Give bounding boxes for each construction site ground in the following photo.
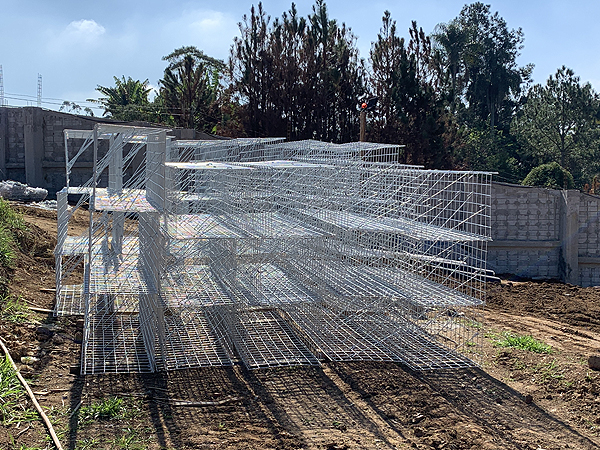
[1,205,599,450]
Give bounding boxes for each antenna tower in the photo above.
[0,65,4,106]
[37,74,42,108]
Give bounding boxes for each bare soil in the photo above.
[1,205,599,450]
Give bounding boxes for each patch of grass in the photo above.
[78,397,142,429]
[493,332,553,354]
[533,359,565,383]
[0,294,30,324]
[76,438,100,450]
[7,440,44,450]
[0,198,26,268]
[79,397,126,425]
[459,317,482,329]
[511,358,527,371]
[0,199,27,231]
[110,427,149,450]
[0,355,38,426]
[0,226,17,267]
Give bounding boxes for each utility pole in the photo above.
[359,97,377,142]
[359,109,366,142]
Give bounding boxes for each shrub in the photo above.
[522,162,575,189]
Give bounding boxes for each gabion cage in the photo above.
[55,124,492,374]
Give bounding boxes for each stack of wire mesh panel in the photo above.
[55,125,492,374]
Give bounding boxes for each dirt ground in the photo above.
[1,205,599,450]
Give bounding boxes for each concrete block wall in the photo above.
[489,182,600,287]
[0,107,222,196]
[489,183,562,280]
[0,107,101,194]
[577,193,600,285]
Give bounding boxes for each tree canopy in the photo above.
[512,66,600,186]
[522,162,575,190]
[91,76,153,122]
[87,1,600,189]
[228,1,365,141]
[158,46,225,131]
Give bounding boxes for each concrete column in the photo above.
[24,107,44,187]
[560,190,580,285]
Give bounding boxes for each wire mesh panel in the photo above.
[56,125,491,373]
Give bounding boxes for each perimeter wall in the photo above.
[490,182,600,286]
[0,106,217,195]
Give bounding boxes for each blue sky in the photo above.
[2,0,599,114]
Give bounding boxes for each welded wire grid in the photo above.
[56,125,491,373]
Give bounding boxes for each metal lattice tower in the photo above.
[55,125,492,374]
[37,74,42,108]
[0,65,4,106]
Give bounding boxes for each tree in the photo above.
[369,12,451,167]
[430,18,468,113]
[59,100,94,117]
[432,2,532,131]
[228,1,365,142]
[159,46,225,130]
[512,66,600,186]
[304,0,366,142]
[91,76,153,121]
[369,11,403,145]
[267,5,306,138]
[229,3,273,137]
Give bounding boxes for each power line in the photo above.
[2,89,224,123]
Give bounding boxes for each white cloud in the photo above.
[161,9,239,60]
[47,19,107,54]
[66,19,106,39]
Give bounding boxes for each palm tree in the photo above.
[91,76,152,121]
[159,46,224,130]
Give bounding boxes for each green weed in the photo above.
[0,198,26,268]
[533,359,565,383]
[79,397,125,425]
[0,294,29,324]
[110,427,148,450]
[0,355,38,425]
[493,332,553,354]
[0,198,27,231]
[459,317,482,329]
[511,358,527,371]
[76,438,99,450]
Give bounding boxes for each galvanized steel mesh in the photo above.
[55,125,492,374]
